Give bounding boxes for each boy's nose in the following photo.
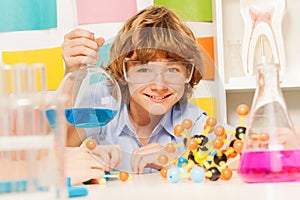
[154,73,165,83]
[150,74,168,91]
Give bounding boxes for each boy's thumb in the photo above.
[95,37,105,47]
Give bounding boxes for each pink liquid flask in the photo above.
[238,63,300,183]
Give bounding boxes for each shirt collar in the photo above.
[115,104,134,137]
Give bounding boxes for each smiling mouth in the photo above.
[144,94,172,100]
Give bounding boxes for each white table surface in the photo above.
[1,171,299,200]
[80,171,300,200]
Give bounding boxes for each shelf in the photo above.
[225,76,255,91]
[224,75,300,92]
[216,0,300,90]
[218,0,300,88]
[214,0,300,125]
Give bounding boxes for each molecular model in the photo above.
[82,137,132,185]
[158,104,249,183]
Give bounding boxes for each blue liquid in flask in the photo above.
[65,108,117,128]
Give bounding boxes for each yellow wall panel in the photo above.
[2,47,64,90]
[189,97,216,117]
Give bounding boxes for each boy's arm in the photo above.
[66,125,86,147]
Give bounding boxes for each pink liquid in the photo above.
[238,150,300,183]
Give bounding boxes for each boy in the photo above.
[62,6,220,182]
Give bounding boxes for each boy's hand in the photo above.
[65,147,105,185]
[65,144,121,185]
[91,144,122,171]
[62,28,105,73]
[130,143,180,174]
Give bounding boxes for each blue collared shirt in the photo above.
[85,101,232,173]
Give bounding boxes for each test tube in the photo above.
[30,63,47,93]
[0,63,67,197]
[0,64,11,97]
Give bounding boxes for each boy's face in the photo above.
[128,74,185,116]
[124,53,192,116]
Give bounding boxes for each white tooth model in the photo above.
[240,0,286,79]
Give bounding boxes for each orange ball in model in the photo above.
[236,104,249,116]
[86,138,97,150]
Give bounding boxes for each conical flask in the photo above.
[238,63,300,183]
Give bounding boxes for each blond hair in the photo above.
[106,6,204,102]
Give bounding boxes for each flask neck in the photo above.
[256,64,281,96]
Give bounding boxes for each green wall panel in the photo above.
[154,0,212,22]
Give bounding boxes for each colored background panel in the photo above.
[189,97,216,117]
[2,47,64,91]
[154,0,212,22]
[0,0,57,32]
[97,42,112,67]
[76,0,137,24]
[197,37,215,80]
[197,37,214,61]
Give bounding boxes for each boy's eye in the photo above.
[136,67,150,73]
[167,67,180,73]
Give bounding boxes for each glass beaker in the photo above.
[0,64,67,199]
[238,63,300,183]
[224,40,244,83]
[57,65,121,129]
